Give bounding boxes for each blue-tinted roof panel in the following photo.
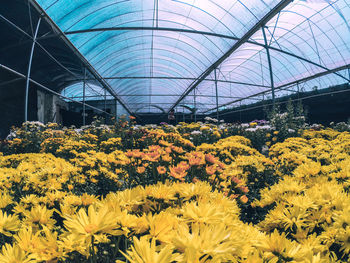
[35,0,350,113]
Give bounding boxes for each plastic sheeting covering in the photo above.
[36,0,350,113]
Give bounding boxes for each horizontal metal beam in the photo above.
[62,76,270,88]
[62,94,256,100]
[48,26,240,41]
[0,77,23,88]
[0,63,113,116]
[202,64,350,113]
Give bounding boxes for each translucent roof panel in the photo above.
[62,82,112,101]
[35,0,350,114]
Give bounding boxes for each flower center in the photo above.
[84,224,98,233]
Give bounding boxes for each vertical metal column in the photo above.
[194,88,197,122]
[83,68,86,126]
[24,17,41,122]
[262,26,275,107]
[104,88,107,124]
[115,99,118,121]
[214,68,219,122]
[297,82,300,100]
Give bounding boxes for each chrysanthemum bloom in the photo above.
[205,154,218,164]
[162,155,172,162]
[157,166,167,175]
[0,211,20,237]
[0,243,30,263]
[187,152,205,166]
[137,166,146,174]
[206,165,216,176]
[63,205,123,247]
[169,165,187,181]
[240,195,248,203]
[171,146,184,154]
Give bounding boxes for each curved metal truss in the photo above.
[32,0,350,115]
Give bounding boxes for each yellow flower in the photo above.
[63,205,123,246]
[0,211,20,237]
[120,236,180,263]
[0,243,32,263]
[22,205,55,231]
[0,192,13,209]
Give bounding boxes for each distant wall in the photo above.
[0,76,67,138]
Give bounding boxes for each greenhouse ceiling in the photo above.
[33,0,350,114]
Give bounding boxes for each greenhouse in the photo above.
[0,0,350,262]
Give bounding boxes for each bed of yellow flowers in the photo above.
[0,121,349,262]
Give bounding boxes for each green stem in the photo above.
[90,236,96,263]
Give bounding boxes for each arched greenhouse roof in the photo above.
[32,0,350,113]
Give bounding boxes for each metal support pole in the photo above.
[115,99,118,121]
[214,68,219,122]
[262,26,275,107]
[194,88,197,122]
[297,82,300,100]
[25,17,41,122]
[83,68,86,126]
[104,88,107,124]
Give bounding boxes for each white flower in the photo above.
[256,125,272,130]
[191,130,202,135]
[241,123,249,128]
[288,129,295,133]
[245,128,257,132]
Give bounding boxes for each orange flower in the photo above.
[240,195,248,203]
[157,166,167,175]
[217,162,225,169]
[206,165,216,175]
[144,151,160,162]
[137,166,146,174]
[240,186,249,193]
[172,146,184,154]
[165,147,172,154]
[169,165,187,181]
[125,151,134,158]
[162,155,172,162]
[187,152,205,166]
[129,115,136,120]
[148,145,161,151]
[205,153,218,164]
[178,161,190,171]
[159,140,172,147]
